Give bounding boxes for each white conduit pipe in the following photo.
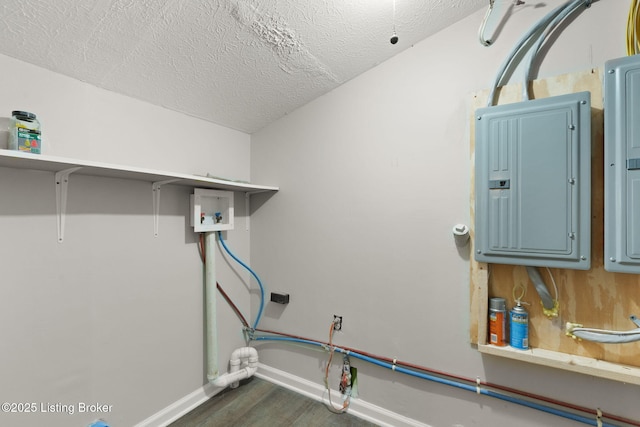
[522,0,592,101]
[525,266,555,312]
[486,1,568,106]
[566,315,640,344]
[212,347,259,388]
[205,232,219,383]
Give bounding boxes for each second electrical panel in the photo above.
[605,55,640,273]
[475,92,591,269]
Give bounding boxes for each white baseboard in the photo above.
[255,363,432,427]
[135,364,431,427]
[133,382,224,427]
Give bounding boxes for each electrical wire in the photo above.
[628,0,640,55]
[217,230,265,330]
[323,320,350,413]
[542,266,561,318]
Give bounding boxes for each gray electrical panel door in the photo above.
[475,92,591,269]
[605,55,640,273]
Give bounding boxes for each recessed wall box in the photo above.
[474,92,591,269]
[270,292,290,304]
[191,188,234,232]
[605,55,640,273]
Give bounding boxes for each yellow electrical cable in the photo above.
[627,0,640,55]
[636,0,640,53]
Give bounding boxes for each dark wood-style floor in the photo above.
[169,377,380,427]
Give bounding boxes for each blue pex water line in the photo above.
[217,231,265,329]
[253,335,617,427]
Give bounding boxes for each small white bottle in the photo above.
[8,110,41,154]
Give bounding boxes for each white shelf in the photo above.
[0,149,279,193]
[0,149,278,241]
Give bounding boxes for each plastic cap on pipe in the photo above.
[453,224,470,247]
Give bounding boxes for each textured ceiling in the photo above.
[0,0,486,133]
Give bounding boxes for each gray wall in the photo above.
[1,2,638,426]
[0,54,253,426]
[250,1,639,426]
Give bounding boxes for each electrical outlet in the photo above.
[333,315,342,331]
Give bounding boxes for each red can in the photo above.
[489,297,507,346]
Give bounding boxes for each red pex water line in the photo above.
[253,327,639,427]
[206,243,639,427]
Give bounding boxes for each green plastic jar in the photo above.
[8,110,41,154]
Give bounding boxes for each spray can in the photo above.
[510,302,529,350]
[489,297,507,346]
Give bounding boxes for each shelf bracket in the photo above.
[55,167,83,243]
[152,179,180,237]
[244,190,271,231]
[245,193,250,231]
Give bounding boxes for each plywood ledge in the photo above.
[478,344,640,386]
[470,69,640,384]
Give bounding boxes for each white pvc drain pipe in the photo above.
[205,232,219,383]
[205,232,258,388]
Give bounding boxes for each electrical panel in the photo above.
[604,55,640,273]
[191,188,234,232]
[475,92,591,269]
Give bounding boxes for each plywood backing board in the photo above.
[469,68,640,372]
